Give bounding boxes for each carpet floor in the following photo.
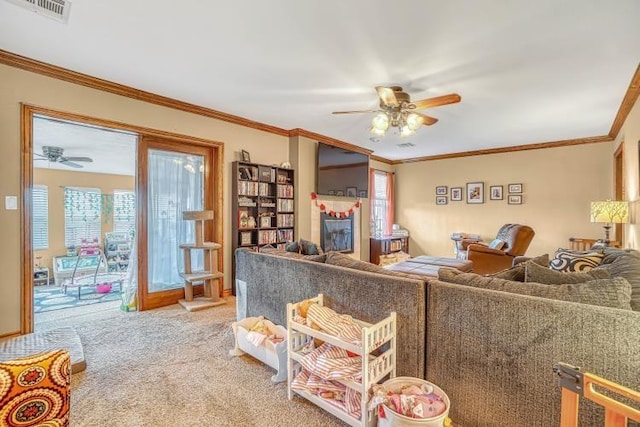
[38,298,348,426]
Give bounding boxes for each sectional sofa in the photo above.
[234,247,640,426]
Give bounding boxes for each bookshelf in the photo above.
[232,161,295,290]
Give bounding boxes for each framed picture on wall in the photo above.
[436,196,448,205]
[241,150,251,162]
[450,187,463,201]
[490,185,503,200]
[436,186,448,195]
[508,194,523,205]
[466,182,484,204]
[508,183,523,194]
[346,187,357,197]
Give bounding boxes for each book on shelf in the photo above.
[277,184,294,198]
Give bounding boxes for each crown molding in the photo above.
[1,49,635,165]
[609,63,640,139]
[0,49,290,137]
[395,135,613,164]
[288,128,373,156]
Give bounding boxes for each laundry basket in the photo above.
[377,377,450,427]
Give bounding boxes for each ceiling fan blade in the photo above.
[413,112,439,126]
[34,152,47,158]
[59,160,83,168]
[332,110,378,115]
[60,156,93,162]
[411,94,461,110]
[376,86,399,107]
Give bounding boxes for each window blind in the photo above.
[64,187,102,247]
[32,185,49,250]
[113,190,136,235]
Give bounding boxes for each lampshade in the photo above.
[371,113,389,133]
[590,200,629,224]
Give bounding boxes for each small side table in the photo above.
[34,267,50,286]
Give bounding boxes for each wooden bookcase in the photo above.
[231,161,295,289]
[369,237,409,265]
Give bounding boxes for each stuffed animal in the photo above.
[297,299,323,346]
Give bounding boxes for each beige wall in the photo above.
[395,142,614,258]
[33,168,134,271]
[616,95,640,248]
[0,63,289,335]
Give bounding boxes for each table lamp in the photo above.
[590,200,629,245]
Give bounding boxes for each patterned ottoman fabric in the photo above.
[0,349,70,427]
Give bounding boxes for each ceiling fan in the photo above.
[332,86,461,137]
[34,146,93,168]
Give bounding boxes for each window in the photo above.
[32,185,49,250]
[113,190,136,235]
[370,169,394,237]
[64,187,102,247]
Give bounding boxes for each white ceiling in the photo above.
[33,116,137,175]
[2,0,640,161]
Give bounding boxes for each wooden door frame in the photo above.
[614,142,624,245]
[20,104,224,334]
[137,137,220,310]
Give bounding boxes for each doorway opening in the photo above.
[32,114,137,329]
[22,105,224,334]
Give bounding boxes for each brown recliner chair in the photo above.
[466,224,535,275]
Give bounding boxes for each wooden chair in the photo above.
[568,238,621,251]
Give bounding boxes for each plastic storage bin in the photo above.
[377,377,450,427]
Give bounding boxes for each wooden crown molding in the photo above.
[0,49,290,137]
[1,49,636,164]
[609,63,640,139]
[396,135,613,164]
[288,128,373,156]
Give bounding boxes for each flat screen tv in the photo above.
[316,142,369,197]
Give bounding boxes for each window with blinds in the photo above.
[371,170,389,236]
[32,185,49,250]
[64,187,102,247]
[113,190,136,235]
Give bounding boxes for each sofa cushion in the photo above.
[300,239,322,255]
[325,252,426,281]
[596,250,640,311]
[491,253,549,281]
[549,249,604,272]
[525,261,611,284]
[260,247,327,262]
[438,268,632,310]
[285,241,299,253]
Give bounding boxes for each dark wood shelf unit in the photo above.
[369,236,409,265]
[231,161,295,291]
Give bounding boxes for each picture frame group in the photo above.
[435,182,523,205]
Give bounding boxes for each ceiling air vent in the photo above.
[4,0,71,23]
[397,142,415,148]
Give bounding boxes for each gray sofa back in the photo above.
[235,248,428,378]
[427,280,640,427]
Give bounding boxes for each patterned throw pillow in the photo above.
[549,249,604,272]
[0,349,70,426]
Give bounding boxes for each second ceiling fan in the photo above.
[332,86,461,137]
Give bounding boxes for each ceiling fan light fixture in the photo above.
[371,113,390,132]
[406,113,424,131]
[400,125,415,137]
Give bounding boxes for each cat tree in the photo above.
[178,210,225,311]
